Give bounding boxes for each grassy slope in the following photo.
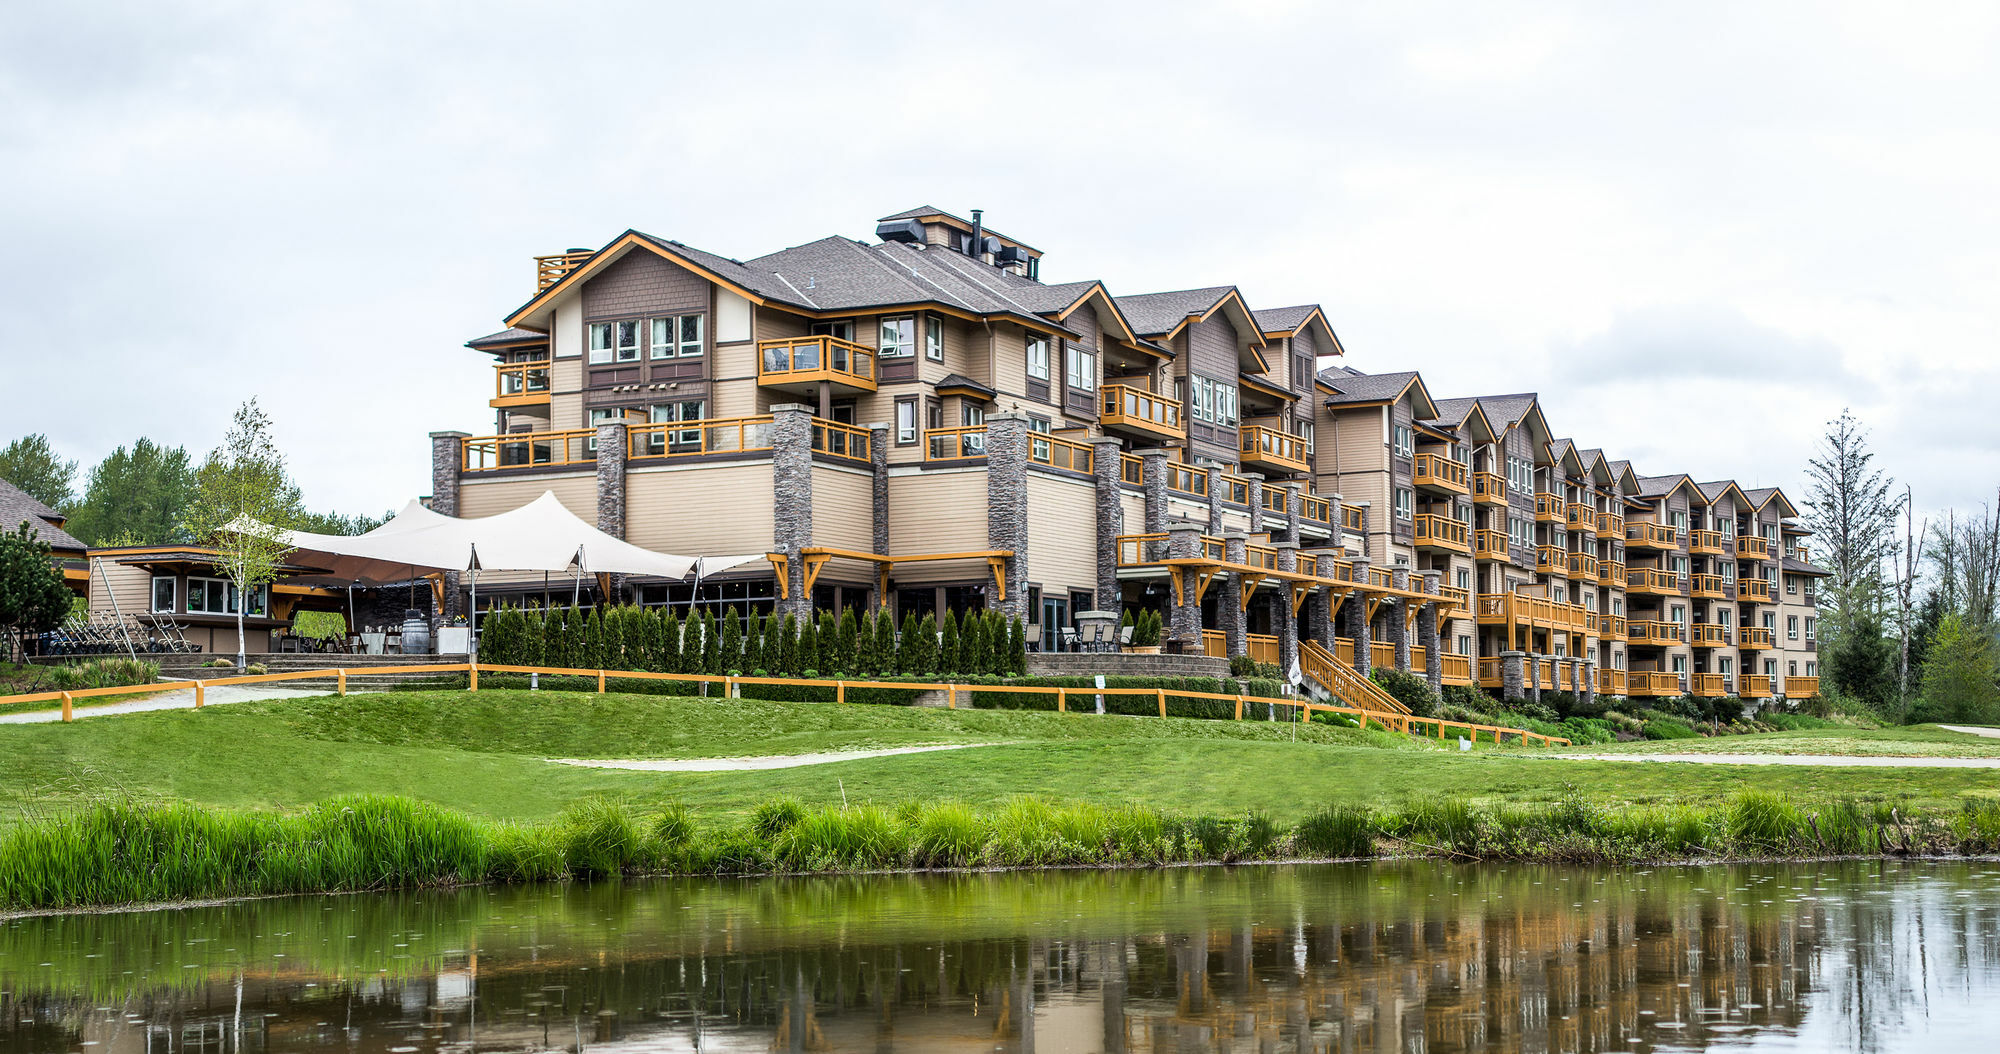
[1554,724,2000,758]
[1,690,1995,826]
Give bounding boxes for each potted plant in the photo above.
[1127,610,1163,654]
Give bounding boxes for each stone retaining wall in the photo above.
[1025,652,1231,679]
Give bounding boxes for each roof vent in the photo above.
[992,244,1026,266]
[875,219,925,245]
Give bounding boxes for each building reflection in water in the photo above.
[3,859,1998,1052]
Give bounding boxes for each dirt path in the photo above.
[1937,725,2000,739]
[549,744,992,772]
[1549,752,2000,768]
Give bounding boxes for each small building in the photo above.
[86,546,353,655]
[0,478,88,596]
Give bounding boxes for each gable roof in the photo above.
[1320,367,1439,418]
[0,479,85,553]
[1636,474,1697,502]
[876,206,1041,254]
[1253,304,1348,361]
[1424,397,1498,444]
[1695,480,1751,508]
[466,327,547,350]
[1742,487,1800,518]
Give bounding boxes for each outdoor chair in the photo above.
[1058,627,1078,652]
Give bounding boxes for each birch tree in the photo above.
[182,400,303,667]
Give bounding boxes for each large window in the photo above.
[588,320,642,365]
[647,401,706,450]
[1392,425,1414,458]
[151,576,176,614]
[187,577,266,617]
[1189,377,1237,426]
[879,316,915,358]
[1507,455,1533,493]
[1787,615,1799,640]
[1025,337,1049,382]
[1065,342,1097,392]
[1394,487,1414,521]
[925,317,944,362]
[650,315,704,359]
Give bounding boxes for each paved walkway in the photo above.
[550,744,991,772]
[1551,752,2000,768]
[1937,725,2000,739]
[0,685,347,724]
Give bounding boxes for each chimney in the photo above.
[969,209,984,259]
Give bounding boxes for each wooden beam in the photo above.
[1289,583,1312,616]
[1170,566,1186,607]
[987,557,1008,602]
[1195,568,1219,603]
[766,553,789,598]
[1238,572,1264,611]
[802,553,832,594]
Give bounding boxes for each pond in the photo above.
[3,859,1996,1052]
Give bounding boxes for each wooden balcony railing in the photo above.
[492,360,552,408]
[1690,673,1728,698]
[1627,620,1683,645]
[1688,623,1729,647]
[1626,521,1680,549]
[1442,654,1472,685]
[1242,543,1279,570]
[1414,514,1469,553]
[1689,529,1725,555]
[1478,657,1503,687]
[925,426,986,461]
[757,336,877,391]
[1200,629,1224,657]
[1690,573,1728,599]
[1740,674,1773,698]
[1411,644,1427,671]
[1302,494,1333,526]
[1784,675,1820,697]
[1536,545,1564,575]
[1239,426,1310,474]
[1536,657,1557,685]
[1627,671,1683,696]
[1098,384,1183,441]
[1471,471,1507,505]
[1596,511,1625,536]
[628,415,778,462]
[1371,641,1396,669]
[1476,592,1589,632]
[1031,433,1094,474]
[1739,626,1775,649]
[1598,560,1625,588]
[1340,503,1365,534]
[1219,475,1250,506]
[1121,454,1144,486]
[1261,485,1290,517]
[1474,529,1509,561]
[1166,463,1208,499]
[1413,453,1469,494]
[535,250,593,290]
[462,428,595,472]
[1567,503,1595,532]
[1568,551,1599,580]
[1604,614,1628,640]
[1626,567,1683,595]
[1600,668,1628,694]
[1737,535,1773,560]
[1248,634,1281,667]
[1737,577,1774,603]
[1536,493,1563,523]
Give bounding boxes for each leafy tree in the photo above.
[1802,409,1901,643]
[1913,614,2000,724]
[295,509,393,536]
[0,522,74,660]
[64,438,195,546]
[1825,609,1897,712]
[937,609,961,674]
[0,434,76,509]
[181,400,303,667]
[1926,506,2000,634]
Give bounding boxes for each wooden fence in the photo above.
[0,663,1569,746]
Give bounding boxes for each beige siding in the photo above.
[886,469,987,580]
[459,473,596,520]
[1121,491,1146,531]
[754,307,809,342]
[1025,472,1097,594]
[626,461,776,557]
[812,464,874,552]
[1219,508,1252,535]
[90,561,153,619]
[992,324,1028,400]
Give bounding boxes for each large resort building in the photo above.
[431,206,1827,705]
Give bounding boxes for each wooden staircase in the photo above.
[1299,640,1410,715]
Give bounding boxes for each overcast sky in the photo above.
[4,1,1994,524]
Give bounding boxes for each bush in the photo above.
[1641,717,1699,740]
[1370,668,1439,717]
[558,798,645,878]
[44,658,159,691]
[1294,805,1375,858]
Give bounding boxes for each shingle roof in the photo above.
[1320,366,1421,404]
[874,206,1040,252]
[1636,474,1690,498]
[0,479,85,553]
[1550,438,1576,463]
[1695,480,1738,502]
[1252,305,1317,333]
[1783,556,1832,578]
[466,327,547,349]
[1473,393,1539,428]
[934,373,997,399]
[1741,487,1782,509]
[1113,287,1234,336]
[1426,397,1480,426]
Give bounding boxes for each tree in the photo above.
[1926,502,2000,633]
[719,609,744,673]
[1914,613,2000,725]
[0,435,75,509]
[1801,409,1901,644]
[1825,609,1897,713]
[295,509,393,536]
[0,522,74,661]
[1893,485,1925,700]
[937,609,961,674]
[64,438,195,546]
[181,401,303,667]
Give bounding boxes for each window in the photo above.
[1786,574,1798,595]
[962,404,985,428]
[1026,337,1049,381]
[1765,659,1777,677]
[1672,655,1687,674]
[1300,422,1315,455]
[586,320,640,363]
[1392,425,1414,458]
[1507,456,1533,492]
[1763,612,1776,629]
[187,577,266,617]
[1458,634,1471,654]
[925,317,944,361]
[1669,510,1687,531]
[879,316,915,358]
[1612,598,1624,615]
[1720,560,1734,579]
[1789,660,1798,675]
[1671,555,1688,576]
[650,315,703,359]
[150,576,175,614]
[895,399,918,445]
[1189,377,1237,426]
[1395,488,1414,521]
[1027,416,1051,434]
[1669,604,1685,624]
[1806,661,1817,677]
[588,322,613,364]
[1456,568,1470,590]
[1804,617,1816,641]
[1720,656,1733,675]
[1718,608,1732,627]
[1065,342,1097,392]
[585,407,625,452]
[647,401,705,450]
[1787,615,1799,640]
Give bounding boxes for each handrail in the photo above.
[493,360,552,400]
[1737,535,1773,559]
[1567,503,1595,531]
[925,426,987,462]
[1340,503,1365,533]
[1099,384,1182,433]
[1536,493,1563,521]
[1413,452,1468,492]
[1299,639,1410,715]
[1626,521,1680,548]
[1219,474,1250,506]
[535,250,593,290]
[1239,425,1309,470]
[1301,494,1332,525]
[1689,529,1724,554]
[1595,510,1625,536]
[1567,551,1599,579]
[810,419,873,462]
[628,415,777,461]
[1471,470,1506,503]
[757,335,877,386]
[1690,572,1728,597]
[1414,513,1468,550]
[1784,675,1820,696]
[1626,567,1682,593]
[1166,463,1208,498]
[1030,432,1093,473]
[1737,577,1774,602]
[1120,453,1144,486]
[1473,528,1509,560]
[463,429,596,472]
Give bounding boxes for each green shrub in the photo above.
[45,658,159,691]
[1642,717,1699,740]
[1294,805,1374,858]
[1727,791,1803,851]
[911,801,988,867]
[1370,668,1440,717]
[558,798,645,878]
[750,797,806,840]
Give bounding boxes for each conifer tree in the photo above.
[774,613,798,675]
[897,612,919,674]
[798,615,822,675]
[937,609,961,674]
[661,611,682,673]
[698,610,721,673]
[720,608,744,673]
[835,608,859,674]
[875,609,897,673]
[543,607,568,668]
[1008,616,1026,675]
[522,606,545,667]
[742,611,765,673]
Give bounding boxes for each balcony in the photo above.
[462,428,595,472]
[1737,535,1773,561]
[1536,493,1563,523]
[1239,425,1310,475]
[1567,503,1596,533]
[1740,674,1773,699]
[1690,673,1729,698]
[1442,654,1472,686]
[1739,626,1775,649]
[1737,577,1774,603]
[1340,503,1365,534]
[626,415,778,462]
[1599,668,1628,695]
[1098,384,1184,443]
[1598,560,1625,588]
[1604,614,1628,640]
[1690,573,1728,599]
[925,426,986,462]
[491,360,551,409]
[1476,592,1589,633]
[1628,671,1683,697]
[1472,471,1507,505]
[1536,545,1564,575]
[1689,529,1725,556]
[1626,522,1680,550]
[1596,510,1624,536]
[1568,551,1598,581]
[1414,513,1470,554]
[1166,462,1208,499]
[1688,623,1729,647]
[1627,567,1683,596]
[535,249,593,290]
[1628,620,1683,646]
[938,428,1095,473]
[1784,676,1820,697]
[1474,529,1510,561]
[1413,452,1469,495]
[1301,494,1333,527]
[757,336,878,393]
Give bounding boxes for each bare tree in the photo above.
[1927,496,2000,633]
[1801,408,1901,644]
[1894,485,1925,699]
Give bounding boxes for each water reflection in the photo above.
[3,860,1998,1052]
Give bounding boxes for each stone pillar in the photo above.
[1221,533,1248,658]
[1275,542,1299,680]
[870,424,890,556]
[1502,650,1526,701]
[985,412,1031,623]
[1388,568,1411,673]
[770,405,815,621]
[1348,558,1372,676]
[1420,570,1443,695]
[1167,523,1205,650]
[1140,449,1171,533]
[1093,438,1125,611]
[1286,483,1304,544]
[1356,501,1372,556]
[1246,474,1265,535]
[594,419,630,604]
[1528,652,1543,702]
[429,431,468,619]
[1205,465,1225,534]
[1583,660,1597,708]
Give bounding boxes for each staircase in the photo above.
[1299,640,1410,715]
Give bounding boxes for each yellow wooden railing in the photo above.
[757,335,877,389]
[1031,432,1094,473]
[1595,510,1625,536]
[1536,493,1563,522]
[1413,453,1469,493]
[1627,671,1682,696]
[1371,641,1396,669]
[1478,657,1503,687]
[1785,676,1820,696]
[1340,503,1365,533]
[1239,425,1310,472]
[1688,623,1729,647]
[1261,484,1290,517]
[1442,653,1472,685]
[1099,384,1183,437]
[925,426,986,462]
[1166,462,1208,498]
[1475,592,1588,631]
[1690,573,1728,598]
[1737,535,1773,560]
[1219,474,1250,506]
[1626,567,1682,595]
[1121,453,1144,486]
[628,415,778,461]
[1567,503,1595,532]
[1740,674,1773,698]
[1627,619,1682,645]
[1689,529,1725,555]
[1567,551,1599,579]
[1598,560,1625,587]
[462,428,595,471]
[1626,521,1680,549]
[1605,614,1628,640]
[1600,668,1628,694]
[1690,672,1728,697]
[1738,577,1774,603]
[1536,545,1564,575]
[1474,528,1509,560]
[1299,640,1411,717]
[535,250,593,289]
[1414,514,1469,552]
[492,360,551,405]
[1247,633,1280,666]
[810,419,873,462]
[1739,626,1775,648]
[1471,471,1507,504]
[1302,494,1333,525]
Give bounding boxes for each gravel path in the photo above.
[1550,752,2000,768]
[1937,725,2000,739]
[549,744,992,772]
[0,685,349,723]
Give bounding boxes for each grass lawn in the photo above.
[1553,724,2000,758]
[1,689,1995,826]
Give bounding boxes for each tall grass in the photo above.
[0,789,1990,911]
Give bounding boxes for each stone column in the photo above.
[985,412,1031,623]
[870,424,890,556]
[594,419,630,604]
[770,405,815,621]
[1275,542,1299,679]
[1528,652,1543,702]
[1246,474,1265,535]
[1167,523,1205,650]
[1420,570,1443,695]
[1221,533,1248,658]
[1140,449,1171,533]
[1583,660,1598,708]
[1205,465,1225,534]
[1286,483,1304,544]
[1388,568,1411,673]
[1093,438,1125,610]
[1502,650,1526,700]
[1348,558,1372,676]
[429,431,468,618]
